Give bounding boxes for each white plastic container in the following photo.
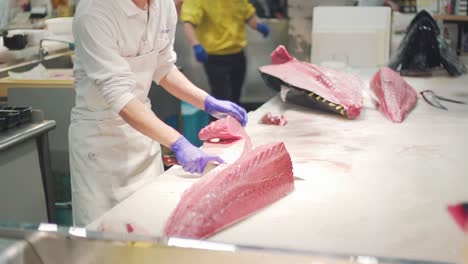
[45,17,74,36]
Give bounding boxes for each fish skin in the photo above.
[259,45,364,119]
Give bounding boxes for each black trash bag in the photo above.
[388,10,467,77]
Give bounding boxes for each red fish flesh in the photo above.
[447,203,468,232]
[259,45,364,119]
[199,116,246,142]
[260,112,288,126]
[370,67,418,123]
[164,142,294,239]
[199,116,252,164]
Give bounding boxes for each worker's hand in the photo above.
[256,23,270,38]
[171,136,224,174]
[204,95,248,126]
[193,44,208,63]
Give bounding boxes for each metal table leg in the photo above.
[36,133,56,223]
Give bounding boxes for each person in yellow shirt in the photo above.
[181,0,269,105]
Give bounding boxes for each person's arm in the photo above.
[180,0,208,63]
[120,98,223,174]
[245,0,269,38]
[159,67,208,110]
[74,15,183,148]
[247,14,269,37]
[174,0,184,17]
[183,22,199,46]
[120,99,181,147]
[160,68,247,126]
[246,14,261,30]
[75,14,222,174]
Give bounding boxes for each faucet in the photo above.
[38,38,75,61]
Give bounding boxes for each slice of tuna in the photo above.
[259,45,364,119]
[370,67,418,123]
[163,142,294,239]
[199,116,246,142]
[199,117,252,164]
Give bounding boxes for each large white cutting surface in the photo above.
[88,68,468,263]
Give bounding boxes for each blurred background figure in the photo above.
[357,0,400,11]
[249,0,287,19]
[181,0,270,105]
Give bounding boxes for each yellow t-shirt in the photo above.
[181,0,256,55]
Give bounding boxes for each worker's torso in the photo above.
[184,0,254,55]
[72,0,176,121]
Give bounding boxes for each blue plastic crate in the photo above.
[181,102,210,147]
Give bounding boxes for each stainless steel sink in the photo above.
[0,226,455,264]
[0,52,74,79]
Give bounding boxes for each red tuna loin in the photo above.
[199,116,246,142]
[164,142,294,239]
[370,67,418,123]
[259,45,364,119]
[199,117,252,163]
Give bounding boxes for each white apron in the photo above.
[70,50,164,226]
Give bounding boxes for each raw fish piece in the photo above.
[370,67,418,123]
[448,203,468,232]
[259,45,364,119]
[199,116,246,142]
[199,117,252,164]
[260,112,288,126]
[164,142,294,239]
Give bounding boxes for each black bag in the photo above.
[388,10,466,77]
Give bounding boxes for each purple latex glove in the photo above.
[256,23,270,38]
[204,95,248,126]
[170,136,224,174]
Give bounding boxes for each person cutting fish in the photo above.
[70,0,248,226]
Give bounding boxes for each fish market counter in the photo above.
[89,68,468,263]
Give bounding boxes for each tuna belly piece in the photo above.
[198,116,252,163]
[198,116,247,142]
[163,142,294,239]
[370,67,418,123]
[259,45,364,119]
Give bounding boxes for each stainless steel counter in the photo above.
[0,120,56,223]
[0,225,457,264]
[0,121,55,151]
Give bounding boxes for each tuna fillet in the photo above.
[199,116,247,142]
[163,142,294,239]
[259,45,364,119]
[199,116,252,163]
[370,67,418,123]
